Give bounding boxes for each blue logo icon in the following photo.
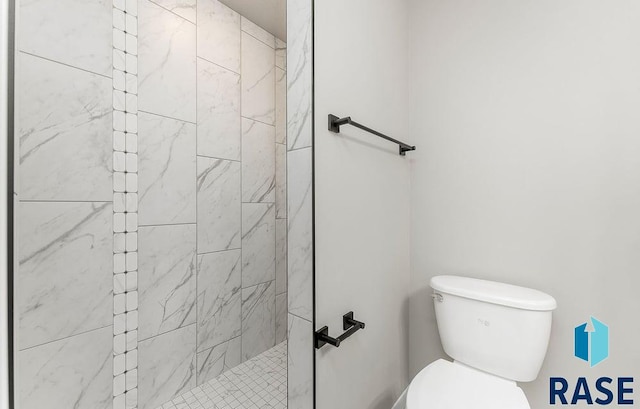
[574,317,609,367]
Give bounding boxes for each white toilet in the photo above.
[407,275,557,409]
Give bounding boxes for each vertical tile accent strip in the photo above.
[113,0,139,408]
[287,0,314,408]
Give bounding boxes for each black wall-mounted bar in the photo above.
[328,114,416,156]
[315,311,366,349]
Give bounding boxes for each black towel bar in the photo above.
[328,114,416,156]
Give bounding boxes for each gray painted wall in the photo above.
[314,1,411,408]
[408,0,640,407]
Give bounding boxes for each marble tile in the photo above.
[242,118,275,203]
[241,16,275,48]
[196,250,241,352]
[275,38,286,70]
[138,325,197,409]
[138,224,196,340]
[288,314,313,409]
[138,0,196,122]
[197,58,241,161]
[241,281,275,361]
[241,203,275,288]
[19,326,113,409]
[197,0,240,73]
[286,0,312,150]
[241,32,275,125]
[197,157,241,253]
[287,148,313,321]
[275,219,287,295]
[20,0,112,76]
[151,0,196,23]
[196,336,241,386]
[18,202,112,349]
[275,293,287,344]
[275,142,287,217]
[18,53,112,201]
[275,67,287,145]
[138,112,196,225]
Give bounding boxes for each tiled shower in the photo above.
[14,0,298,408]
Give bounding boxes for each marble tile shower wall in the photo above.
[15,0,287,408]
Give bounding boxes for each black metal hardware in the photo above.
[328,114,416,156]
[315,311,366,349]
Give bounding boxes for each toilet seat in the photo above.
[407,359,530,409]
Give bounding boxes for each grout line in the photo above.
[288,312,311,324]
[18,324,112,352]
[195,334,241,355]
[19,199,112,203]
[196,55,240,76]
[19,51,113,79]
[196,154,240,163]
[241,115,276,128]
[147,0,196,25]
[138,109,197,125]
[138,322,196,343]
[287,145,312,154]
[196,247,241,256]
[240,25,277,50]
[138,222,197,228]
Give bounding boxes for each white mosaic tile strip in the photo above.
[156,342,287,409]
[114,0,139,408]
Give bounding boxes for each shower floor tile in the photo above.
[156,341,287,409]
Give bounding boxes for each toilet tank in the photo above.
[430,275,557,382]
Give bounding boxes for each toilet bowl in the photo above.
[406,275,556,408]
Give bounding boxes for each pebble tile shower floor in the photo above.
[156,342,287,409]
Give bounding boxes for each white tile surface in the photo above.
[138,325,197,409]
[197,0,240,73]
[18,53,112,201]
[151,0,196,22]
[138,112,197,225]
[275,293,287,344]
[18,202,113,349]
[275,67,287,145]
[20,0,113,76]
[287,148,313,321]
[287,0,312,150]
[241,119,275,203]
[196,250,241,352]
[288,316,313,409]
[275,38,286,70]
[138,0,196,122]
[241,32,275,125]
[19,326,113,409]
[275,219,287,295]
[241,16,275,48]
[197,157,241,253]
[196,337,241,386]
[159,341,286,409]
[241,281,275,361]
[241,203,275,288]
[275,143,287,218]
[197,58,241,161]
[138,225,197,340]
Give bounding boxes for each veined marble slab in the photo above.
[196,249,241,352]
[241,281,275,361]
[197,0,240,73]
[196,336,241,386]
[18,202,113,349]
[241,32,275,125]
[19,326,112,409]
[241,203,276,288]
[138,111,196,226]
[197,157,241,253]
[18,53,112,201]
[242,118,275,203]
[138,224,196,341]
[151,0,196,23]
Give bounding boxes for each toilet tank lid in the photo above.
[430,275,557,311]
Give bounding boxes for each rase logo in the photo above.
[550,317,634,406]
[574,316,608,367]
